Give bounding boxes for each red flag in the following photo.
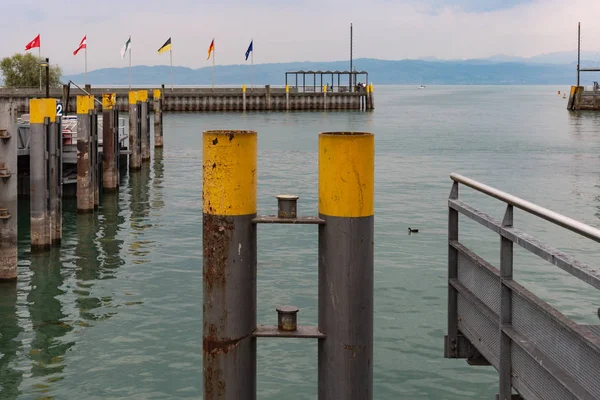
[73,35,86,55]
[207,38,214,60]
[25,34,40,51]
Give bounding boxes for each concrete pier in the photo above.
[1,86,373,113]
[202,130,257,399]
[77,96,95,213]
[102,94,119,191]
[29,99,57,251]
[567,85,600,110]
[153,89,163,148]
[139,90,150,162]
[318,132,374,400]
[0,100,18,280]
[129,91,142,171]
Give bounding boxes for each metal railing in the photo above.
[444,173,600,400]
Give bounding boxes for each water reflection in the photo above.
[98,192,125,279]
[0,282,23,400]
[74,214,103,324]
[151,148,165,212]
[129,163,153,263]
[27,249,74,395]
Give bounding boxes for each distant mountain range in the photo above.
[55,52,600,86]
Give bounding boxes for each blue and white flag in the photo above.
[245,40,253,61]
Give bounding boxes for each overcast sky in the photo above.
[1,0,598,74]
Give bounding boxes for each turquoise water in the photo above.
[2,85,600,399]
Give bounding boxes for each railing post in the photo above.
[0,99,18,280]
[202,130,257,399]
[499,205,514,400]
[318,131,374,400]
[446,181,459,356]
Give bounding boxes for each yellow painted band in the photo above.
[242,84,246,93]
[570,86,576,95]
[102,93,116,110]
[319,132,374,217]
[77,95,95,114]
[137,90,148,102]
[29,98,56,123]
[323,85,327,93]
[285,85,289,93]
[128,91,138,105]
[203,130,257,215]
[153,89,161,100]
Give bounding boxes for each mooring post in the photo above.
[0,100,18,280]
[92,106,99,209]
[139,90,150,162]
[202,130,257,399]
[265,84,271,111]
[102,94,119,191]
[29,98,57,251]
[318,131,374,400]
[323,85,327,111]
[242,84,247,112]
[285,85,290,111]
[153,89,163,148]
[77,95,95,213]
[128,91,142,171]
[369,84,375,110]
[49,115,62,245]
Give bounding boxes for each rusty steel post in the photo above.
[128,92,142,171]
[77,96,95,213]
[29,99,56,251]
[102,94,119,191]
[91,107,99,209]
[203,130,257,400]
[139,90,150,162]
[48,115,62,246]
[318,131,374,400]
[153,89,163,148]
[0,100,18,279]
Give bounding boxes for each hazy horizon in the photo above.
[1,0,599,75]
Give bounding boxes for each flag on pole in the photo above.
[245,40,253,61]
[207,38,214,60]
[158,37,172,54]
[121,36,131,59]
[73,35,87,55]
[25,34,40,51]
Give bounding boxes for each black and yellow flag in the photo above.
[158,37,171,54]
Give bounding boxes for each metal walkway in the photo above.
[444,173,600,400]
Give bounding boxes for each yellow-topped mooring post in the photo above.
[318,132,374,400]
[242,84,247,112]
[102,94,119,191]
[285,84,290,111]
[138,90,150,162]
[153,89,163,147]
[128,91,142,170]
[30,98,61,251]
[202,130,257,399]
[0,100,18,279]
[77,95,97,213]
[323,84,328,111]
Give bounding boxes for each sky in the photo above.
[0,0,599,74]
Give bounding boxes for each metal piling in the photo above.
[317,131,374,400]
[102,94,119,191]
[202,130,257,399]
[139,90,150,162]
[0,100,18,280]
[128,91,142,171]
[77,95,95,213]
[153,89,163,148]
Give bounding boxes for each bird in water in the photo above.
[408,227,419,235]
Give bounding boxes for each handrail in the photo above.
[450,173,600,243]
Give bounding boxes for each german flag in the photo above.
[207,38,214,60]
[158,37,171,55]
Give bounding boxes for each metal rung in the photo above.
[120,150,132,155]
[252,215,325,224]
[252,325,325,338]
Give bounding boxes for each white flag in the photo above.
[120,36,131,59]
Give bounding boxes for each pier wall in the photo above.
[0,87,373,113]
[567,86,600,110]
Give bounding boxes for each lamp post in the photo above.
[39,58,49,98]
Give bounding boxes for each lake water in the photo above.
[2,85,600,399]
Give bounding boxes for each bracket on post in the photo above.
[252,194,325,224]
[0,207,11,220]
[0,129,11,141]
[444,334,490,366]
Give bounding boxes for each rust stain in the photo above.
[344,344,364,360]
[202,213,235,293]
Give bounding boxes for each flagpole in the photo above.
[212,39,215,90]
[85,46,88,83]
[170,48,173,91]
[129,45,132,90]
[38,37,41,92]
[251,38,254,90]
